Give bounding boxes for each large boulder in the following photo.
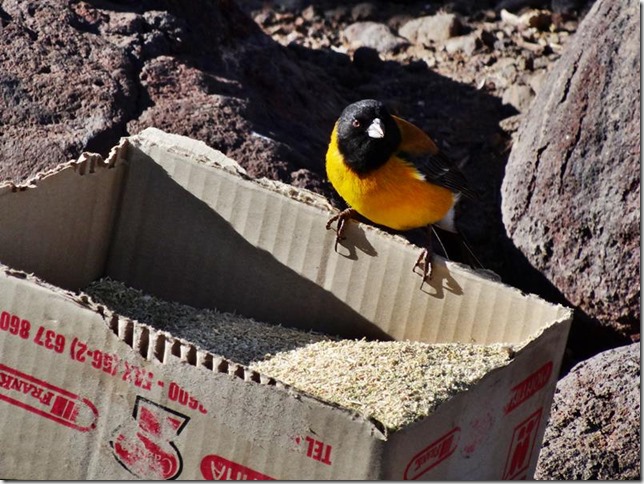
[501,0,640,342]
[0,0,137,180]
[535,342,641,480]
[0,0,351,191]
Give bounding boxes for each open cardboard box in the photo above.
[0,129,571,480]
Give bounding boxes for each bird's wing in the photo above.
[405,150,479,200]
[393,115,479,200]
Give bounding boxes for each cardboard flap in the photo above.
[106,129,566,345]
[0,149,126,290]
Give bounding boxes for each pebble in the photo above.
[526,69,547,93]
[351,2,377,22]
[398,13,463,45]
[444,33,480,56]
[300,5,316,22]
[502,84,534,112]
[343,21,408,54]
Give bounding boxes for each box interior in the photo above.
[0,128,569,347]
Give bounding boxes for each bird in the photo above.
[325,99,478,285]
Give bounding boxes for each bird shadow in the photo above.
[418,264,464,299]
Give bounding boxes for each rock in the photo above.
[535,343,641,480]
[343,21,408,54]
[300,5,316,22]
[501,0,640,341]
[0,0,138,181]
[444,33,481,56]
[502,84,534,112]
[0,0,352,188]
[350,2,377,22]
[398,13,463,45]
[526,69,547,94]
[501,8,553,31]
[500,8,523,27]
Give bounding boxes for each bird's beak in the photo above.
[367,118,385,139]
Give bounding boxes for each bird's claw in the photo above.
[326,208,356,252]
[413,248,434,288]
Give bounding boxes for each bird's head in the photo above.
[335,99,401,174]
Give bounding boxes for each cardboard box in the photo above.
[0,128,572,480]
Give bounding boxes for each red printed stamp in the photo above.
[502,408,543,480]
[404,427,460,480]
[504,362,553,414]
[201,454,274,480]
[293,434,333,465]
[111,396,190,480]
[461,412,495,458]
[0,363,98,431]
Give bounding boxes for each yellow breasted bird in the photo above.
[325,99,477,283]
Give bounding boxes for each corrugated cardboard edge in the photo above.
[0,263,389,440]
[0,127,575,345]
[122,129,568,342]
[0,148,122,193]
[131,127,337,214]
[128,128,504,281]
[0,127,544,291]
[0,128,564,342]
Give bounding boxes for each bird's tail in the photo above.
[431,226,484,270]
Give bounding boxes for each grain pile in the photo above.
[84,278,338,365]
[84,278,513,431]
[250,340,511,430]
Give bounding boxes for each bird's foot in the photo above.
[413,248,434,288]
[326,208,356,252]
[412,226,435,288]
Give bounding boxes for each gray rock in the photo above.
[343,21,408,54]
[535,343,641,480]
[351,2,377,22]
[444,33,481,56]
[0,0,138,181]
[525,69,547,94]
[500,0,640,340]
[502,84,534,112]
[398,13,463,45]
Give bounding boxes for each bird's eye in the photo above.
[352,119,361,128]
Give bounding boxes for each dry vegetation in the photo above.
[86,278,512,430]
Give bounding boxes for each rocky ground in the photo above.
[0,0,639,479]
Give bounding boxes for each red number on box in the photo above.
[111,396,190,480]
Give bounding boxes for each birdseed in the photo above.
[84,278,338,366]
[250,339,512,430]
[84,278,513,431]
